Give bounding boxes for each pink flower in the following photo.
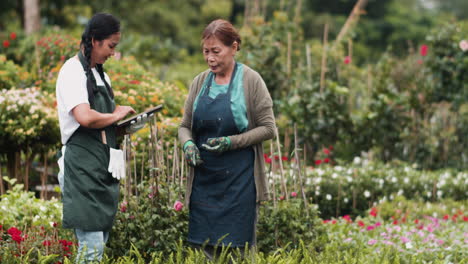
[342,215,352,223]
[420,44,428,56]
[323,148,330,155]
[375,222,382,227]
[344,56,351,64]
[459,40,468,51]
[291,191,297,197]
[279,195,285,200]
[173,200,184,211]
[401,236,411,243]
[120,201,128,212]
[368,239,377,245]
[367,225,375,231]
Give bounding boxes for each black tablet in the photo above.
[116,104,163,128]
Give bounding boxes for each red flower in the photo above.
[417,59,423,65]
[281,156,288,161]
[263,154,271,164]
[43,240,52,246]
[342,215,352,223]
[53,222,58,227]
[60,55,66,61]
[323,148,330,155]
[11,234,23,244]
[3,40,10,48]
[8,227,22,236]
[344,56,351,64]
[463,216,468,222]
[414,219,419,224]
[443,214,449,220]
[358,220,365,227]
[369,207,378,217]
[331,220,337,224]
[129,80,141,85]
[324,158,330,163]
[315,160,322,165]
[279,195,285,200]
[10,32,17,40]
[420,44,428,56]
[323,220,330,224]
[392,220,398,225]
[417,224,424,230]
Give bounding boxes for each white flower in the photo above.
[397,189,403,196]
[427,191,432,198]
[379,179,384,186]
[391,177,397,183]
[315,190,320,196]
[364,190,371,198]
[317,169,325,176]
[344,198,349,203]
[404,167,410,172]
[332,173,338,179]
[353,157,361,164]
[346,176,353,183]
[40,206,47,212]
[334,166,343,172]
[404,178,409,184]
[405,242,413,249]
[437,190,443,197]
[326,194,332,200]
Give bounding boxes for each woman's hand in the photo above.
[113,105,136,120]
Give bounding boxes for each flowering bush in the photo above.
[0,55,31,89]
[0,87,59,154]
[106,55,186,117]
[268,158,467,219]
[0,179,62,231]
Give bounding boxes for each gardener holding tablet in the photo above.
[55,13,148,263]
[179,19,275,257]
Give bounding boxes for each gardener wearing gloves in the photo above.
[55,13,149,263]
[179,19,275,256]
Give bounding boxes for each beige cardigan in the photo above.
[178,64,276,205]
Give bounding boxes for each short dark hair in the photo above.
[202,19,241,51]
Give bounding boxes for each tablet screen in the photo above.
[116,104,163,127]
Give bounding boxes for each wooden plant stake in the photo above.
[294,124,309,216]
[275,127,288,200]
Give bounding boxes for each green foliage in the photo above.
[257,199,324,253]
[107,181,189,259]
[0,178,63,231]
[425,21,468,108]
[0,55,31,89]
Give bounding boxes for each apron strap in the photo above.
[204,62,238,96]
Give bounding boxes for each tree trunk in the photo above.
[23,0,41,35]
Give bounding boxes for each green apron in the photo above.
[62,53,119,231]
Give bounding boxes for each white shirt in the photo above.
[56,56,111,144]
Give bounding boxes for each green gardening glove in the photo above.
[183,140,203,167]
[201,137,231,153]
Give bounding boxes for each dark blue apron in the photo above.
[188,63,256,247]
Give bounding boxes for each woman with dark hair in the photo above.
[179,19,276,257]
[56,13,148,263]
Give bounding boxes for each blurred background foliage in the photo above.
[0,0,467,191]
